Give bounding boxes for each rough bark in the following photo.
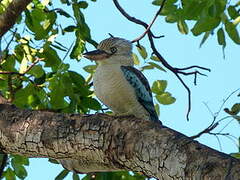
[0,104,239,179]
[0,0,33,37]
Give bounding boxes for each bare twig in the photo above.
[191,89,240,140]
[0,58,43,76]
[175,65,211,72]
[214,134,223,151]
[4,28,17,51]
[131,0,166,43]
[190,122,219,139]
[217,88,240,117]
[112,0,210,121]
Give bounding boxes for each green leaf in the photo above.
[152,0,163,6]
[148,62,166,72]
[34,73,46,85]
[177,19,188,34]
[191,17,221,36]
[217,28,226,46]
[152,80,167,94]
[19,55,28,74]
[25,8,57,40]
[224,103,240,116]
[70,31,85,60]
[63,25,77,32]
[155,103,160,117]
[72,3,91,41]
[41,43,61,71]
[81,97,101,110]
[28,65,45,78]
[141,65,154,70]
[60,0,70,5]
[183,0,206,20]
[11,155,29,166]
[55,169,69,180]
[225,21,240,44]
[48,158,59,164]
[137,45,147,59]
[4,168,16,180]
[2,55,16,71]
[68,71,85,87]
[157,0,178,15]
[227,5,239,19]
[78,1,88,9]
[156,92,176,105]
[49,77,69,109]
[231,103,240,115]
[12,164,27,179]
[230,153,240,159]
[72,173,80,180]
[56,9,71,18]
[14,84,35,108]
[150,55,160,62]
[199,31,211,48]
[132,53,140,65]
[83,65,97,73]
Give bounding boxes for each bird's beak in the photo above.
[83,49,110,61]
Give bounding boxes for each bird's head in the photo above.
[83,37,133,66]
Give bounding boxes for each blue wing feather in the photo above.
[120,66,159,123]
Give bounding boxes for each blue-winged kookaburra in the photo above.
[83,37,161,124]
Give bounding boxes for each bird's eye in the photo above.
[110,47,117,54]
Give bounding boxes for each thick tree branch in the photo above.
[0,104,239,179]
[0,0,33,37]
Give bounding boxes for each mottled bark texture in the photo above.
[0,104,239,179]
[0,0,33,37]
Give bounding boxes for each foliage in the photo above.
[1,155,29,180]
[152,0,240,52]
[0,0,239,179]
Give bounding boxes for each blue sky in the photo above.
[25,0,240,179]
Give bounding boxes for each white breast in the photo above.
[93,64,150,117]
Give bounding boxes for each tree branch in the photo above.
[0,104,239,179]
[112,0,210,121]
[0,0,33,37]
[131,0,166,43]
[0,58,42,76]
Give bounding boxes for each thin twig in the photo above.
[190,122,219,139]
[4,28,17,51]
[218,119,234,134]
[63,41,74,61]
[175,66,211,72]
[0,58,43,76]
[191,88,240,140]
[213,134,223,151]
[131,0,166,43]
[217,88,240,117]
[203,102,215,118]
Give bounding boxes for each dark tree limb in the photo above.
[0,104,240,179]
[0,0,33,37]
[112,0,211,121]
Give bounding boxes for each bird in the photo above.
[83,37,161,124]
